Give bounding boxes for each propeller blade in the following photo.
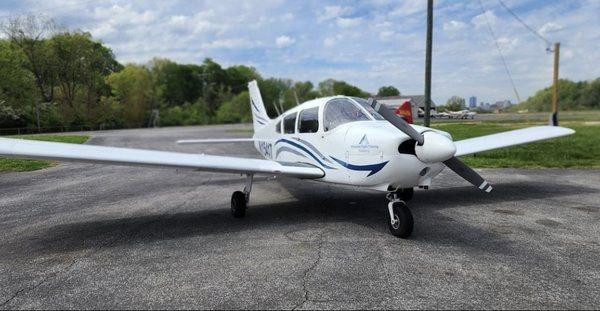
[368,98,424,145]
[443,157,493,192]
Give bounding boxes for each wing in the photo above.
[0,138,324,179]
[176,138,270,145]
[454,126,574,157]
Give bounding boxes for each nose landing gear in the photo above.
[386,190,414,238]
[231,174,253,218]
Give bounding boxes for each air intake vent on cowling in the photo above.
[398,139,416,155]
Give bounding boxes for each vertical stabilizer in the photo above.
[248,80,270,131]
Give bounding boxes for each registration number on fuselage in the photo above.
[259,141,273,158]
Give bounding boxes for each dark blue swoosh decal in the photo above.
[251,99,260,113]
[276,139,336,170]
[330,156,389,177]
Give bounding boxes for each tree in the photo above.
[0,39,36,127]
[50,31,121,124]
[318,79,370,97]
[516,78,600,112]
[445,95,465,111]
[377,86,400,97]
[150,59,203,108]
[216,91,251,123]
[106,65,156,127]
[1,15,58,129]
[226,65,260,94]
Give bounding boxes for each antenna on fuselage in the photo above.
[272,100,281,116]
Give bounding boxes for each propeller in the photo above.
[367,98,493,192]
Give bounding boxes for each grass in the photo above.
[0,135,89,172]
[433,121,599,168]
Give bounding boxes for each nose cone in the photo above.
[415,131,456,163]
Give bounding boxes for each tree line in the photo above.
[0,15,404,130]
[514,79,600,112]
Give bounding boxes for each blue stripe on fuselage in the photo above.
[330,156,389,177]
[275,139,336,170]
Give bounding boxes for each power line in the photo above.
[477,0,522,103]
[497,0,551,47]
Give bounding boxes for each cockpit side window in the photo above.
[275,120,282,133]
[283,113,297,134]
[323,99,370,131]
[298,107,319,133]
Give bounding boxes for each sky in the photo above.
[1,0,599,105]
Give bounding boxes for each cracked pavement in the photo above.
[1,124,599,309]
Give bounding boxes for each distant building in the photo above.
[494,100,512,109]
[469,96,477,108]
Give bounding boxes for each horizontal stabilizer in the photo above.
[454,126,575,157]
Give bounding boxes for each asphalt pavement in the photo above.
[0,124,598,309]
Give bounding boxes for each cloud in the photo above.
[443,20,467,32]
[318,5,354,22]
[539,22,563,36]
[471,10,498,28]
[2,0,596,106]
[275,35,295,48]
[336,17,363,28]
[202,38,255,49]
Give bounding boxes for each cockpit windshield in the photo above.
[323,98,370,131]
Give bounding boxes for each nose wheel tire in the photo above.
[388,201,413,238]
[231,191,247,218]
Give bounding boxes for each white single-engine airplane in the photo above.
[0,81,574,238]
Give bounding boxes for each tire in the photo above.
[397,188,414,202]
[231,191,247,218]
[388,201,414,238]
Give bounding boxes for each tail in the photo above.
[248,80,270,131]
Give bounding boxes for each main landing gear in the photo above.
[386,188,414,238]
[231,174,253,218]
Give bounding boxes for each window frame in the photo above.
[297,107,320,134]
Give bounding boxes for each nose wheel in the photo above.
[386,193,414,238]
[231,174,253,218]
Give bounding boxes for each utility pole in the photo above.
[551,42,560,126]
[423,0,433,127]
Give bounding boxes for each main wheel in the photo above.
[388,201,414,238]
[231,191,247,218]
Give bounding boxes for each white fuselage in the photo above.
[252,96,447,192]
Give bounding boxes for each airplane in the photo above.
[0,80,574,238]
[444,109,477,119]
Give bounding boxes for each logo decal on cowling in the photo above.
[359,134,369,146]
[351,134,378,152]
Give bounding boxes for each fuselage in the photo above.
[252,96,448,192]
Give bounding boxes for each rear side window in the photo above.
[298,107,319,133]
[283,113,296,134]
[275,120,281,133]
